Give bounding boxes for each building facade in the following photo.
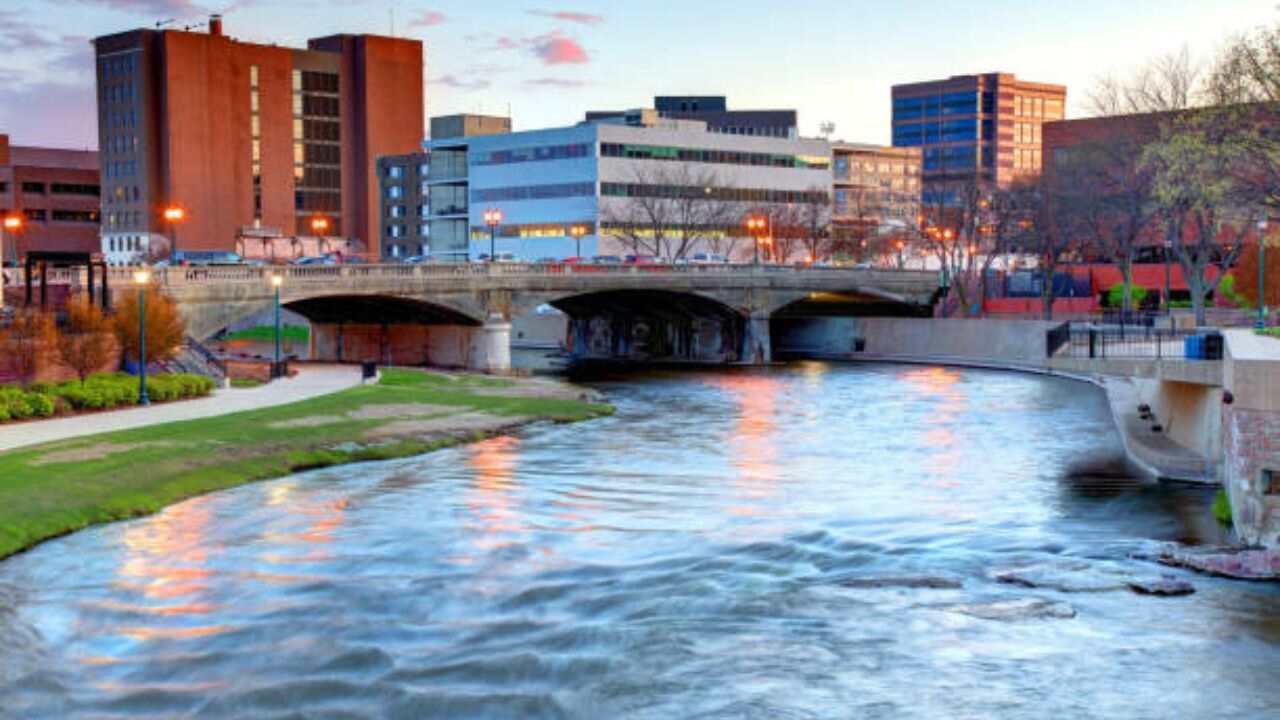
[0,134,101,261]
[891,73,1065,203]
[92,15,423,264]
[831,142,922,233]
[421,114,831,262]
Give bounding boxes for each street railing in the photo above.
[1050,323,1210,360]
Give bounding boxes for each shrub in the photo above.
[1105,283,1148,308]
[24,393,55,418]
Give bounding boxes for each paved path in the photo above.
[0,364,363,453]
[1100,377,1215,483]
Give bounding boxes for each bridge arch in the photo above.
[546,289,752,364]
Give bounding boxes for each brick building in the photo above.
[891,73,1065,203]
[92,15,423,264]
[0,133,100,262]
[831,142,922,234]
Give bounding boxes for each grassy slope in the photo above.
[0,369,612,560]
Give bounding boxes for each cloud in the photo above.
[524,77,587,88]
[0,82,98,149]
[530,32,589,64]
[71,0,212,15]
[429,74,491,91]
[528,10,604,26]
[409,10,447,28]
[486,31,589,65]
[0,11,56,52]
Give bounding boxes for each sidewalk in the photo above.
[0,364,363,453]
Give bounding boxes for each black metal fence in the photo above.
[1048,323,1220,360]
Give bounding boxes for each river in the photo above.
[0,362,1277,718]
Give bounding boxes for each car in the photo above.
[291,255,335,266]
[402,255,434,264]
[623,254,660,265]
[534,256,561,264]
[173,250,245,266]
[687,253,729,265]
[475,252,518,263]
[853,262,873,269]
[592,255,622,265]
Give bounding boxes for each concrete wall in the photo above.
[1132,378,1223,462]
[311,323,473,368]
[1221,330,1280,547]
[854,317,1057,366]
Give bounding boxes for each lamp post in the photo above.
[163,206,185,263]
[133,268,151,405]
[569,224,587,258]
[1,214,22,311]
[1258,218,1269,330]
[746,213,770,266]
[483,208,503,262]
[271,273,283,378]
[311,216,330,258]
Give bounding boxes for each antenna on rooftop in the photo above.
[819,121,836,140]
[155,18,175,28]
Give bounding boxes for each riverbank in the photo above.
[0,368,613,561]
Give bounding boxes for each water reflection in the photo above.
[0,363,1275,719]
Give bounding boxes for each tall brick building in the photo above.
[0,133,100,261]
[92,16,423,263]
[891,73,1065,203]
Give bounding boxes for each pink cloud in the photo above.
[430,74,490,91]
[531,33,589,65]
[72,0,212,14]
[524,77,587,88]
[409,10,447,28]
[528,10,605,26]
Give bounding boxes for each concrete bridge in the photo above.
[99,263,940,372]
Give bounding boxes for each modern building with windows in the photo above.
[377,115,513,261]
[92,15,423,262]
[420,112,831,261]
[0,134,101,261]
[891,73,1066,202]
[588,96,798,139]
[831,142,922,234]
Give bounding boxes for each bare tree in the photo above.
[600,165,740,260]
[1088,46,1202,116]
[58,295,114,382]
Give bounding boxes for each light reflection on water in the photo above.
[0,362,1276,719]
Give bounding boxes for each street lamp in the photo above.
[568,224,588,258]
[271,273,284,378]
[133,268,151,405]
[1,215,22,311]
[311,216,330,256]
[1258,218,1269,330]
[483,208,503,262]
[1164,237,1173,316]
[746,213,771,266]
[163,206,185,262]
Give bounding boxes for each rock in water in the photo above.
[837,575,963,590]
[1127,577,1195,596]
[944,598,1076,621]
[991,564,1130,593]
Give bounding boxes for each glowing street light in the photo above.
[746,213,771,266]
[163,205,185,262]
[133,268,152,405]
[568,224,588,258]
[483,208,503,262]
[271,273,284,378]
[0,214,22,311]
[311,216,330,235]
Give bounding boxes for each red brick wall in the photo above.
[1223,405,1280,547]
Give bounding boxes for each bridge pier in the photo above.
[743,310,772,365]
[468,314,512,374]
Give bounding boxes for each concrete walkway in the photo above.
[1100,377,1215,483]
[0,364,363,453]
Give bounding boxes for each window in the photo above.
[387,165,404,179]
[21,181,45,195]
[0,181,7,193]
[23,208,47,222]
[250,90,259,113]
[389,205,404,218]
[471,181,595,203]
[387,186,403,199]
[1264,469,1279,495]
[250,65,259,88]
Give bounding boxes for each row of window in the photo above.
[104,160,139,179]
[922,146,979,172]
[833,158,920,176]
[103,210,142,229]
[105,109,138,131]
[601,182,827,204]
[1014,96,1063,120]
[1012,122,1043,145]
[383,163,430,179]
[386,223,431,238]
[105,185,140,204]
[101,82,136,105]
[7,208,100,223]
[472,143,592,166]
[472,182,596,203]
[1012,147,1043,170]
[601,143,830,170]
[9,182,102,196]
[99,54,137,78]
[892,118,981,146]
[706,125,792,138]
[466,222,594,240]
[893,92,981,119]
[107,236,145,253]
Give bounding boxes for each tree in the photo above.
[1143,110,1250,325]
[600,165,741,260]
[1,309,56,386]
[57,295,114,382]
[1202,23,1280,212]
[1081,48,1202,316]
[1231,239,1280,307]
[112,284,186,365]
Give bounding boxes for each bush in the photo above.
[0,372,213,422]
[1105,283,1148,309]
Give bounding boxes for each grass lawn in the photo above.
[223,324,310,343]
[0,368,612,560]
[1257,327,1280,339]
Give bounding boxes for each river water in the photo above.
[1,363,1277,719]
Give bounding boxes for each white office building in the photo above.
[421,111,832,262]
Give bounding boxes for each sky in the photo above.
[1,0,1276,150]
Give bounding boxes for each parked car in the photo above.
[173,250,245,266]
[291,255,336,266]
[623,254,660,265]
[402,255,434,264]
[592,255,623,265]
[476,252,519,263]
[853,262,873,269]
[688,253,728,265]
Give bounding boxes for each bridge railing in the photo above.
[97,262,938,289]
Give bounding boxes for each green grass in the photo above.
[223,324,310,343]
[230,378,264,389]
[0,367,612,560]
[1256,327,1280,339]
